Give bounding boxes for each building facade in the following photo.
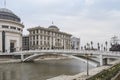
[22,35,29,50]
[28,25,72,50]
[71,37,80,50]
[0,8,24,52]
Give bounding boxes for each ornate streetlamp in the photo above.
[85,53,92,76]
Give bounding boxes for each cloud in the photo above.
[84,0,96,6]
[1,0,120,47]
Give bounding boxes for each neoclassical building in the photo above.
[0,8,24,52]
[28,25,72,50]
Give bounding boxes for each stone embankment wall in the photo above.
[111,71,120,80]
[87,63,120,80]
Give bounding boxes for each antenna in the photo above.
[4,0,6,8]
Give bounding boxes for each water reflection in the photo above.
[0,70,16,80]
[0,59,95,80]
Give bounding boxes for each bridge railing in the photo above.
[1,50,120,57]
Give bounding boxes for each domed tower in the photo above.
[0,8,24,53]
[48,22,59,31]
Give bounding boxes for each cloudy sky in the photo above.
[0,0,120,47]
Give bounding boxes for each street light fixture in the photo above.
[85,53,92,76]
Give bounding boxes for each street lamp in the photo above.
[85,53,92,76]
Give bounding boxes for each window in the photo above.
[41,30,42,33]
[17,28,21,31]
[41,36,42,39]
[36,35,38,39]
[48,37,50,40]
[48,42,50,45]
[30,31,32,34]
[44,41,46,45]
[33,41,35,45]
[2,25,9,28]
[44,36,46,40]
[48,31,50,34]
[33,36,35,40]
[41,41,42,45]
[33,31,35,34]
[36,30,38,33]
[36,41,39,45]
[10,26,16,30]
[44,31,46,34]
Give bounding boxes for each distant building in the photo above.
[71,37,80,50]
[22,35,29,50]
[0,8,24,52]
[110,36,120,51]
[110,44,120,51]
[27,25,72,50]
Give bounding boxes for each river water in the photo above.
[0,59,95,80]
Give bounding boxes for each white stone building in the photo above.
[71,37,80,50]
[0,8,24,52]
[28,25,72,50]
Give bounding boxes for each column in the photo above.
[99,55,103,66]
[0,31,2,52]
[42,35,44,50]
[38,35,40,45]
[49,32,51,50]
[2,31,5,52]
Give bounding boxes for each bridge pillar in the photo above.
[99,55,103,66]
[103,58,108,65]
[21,53,24,61]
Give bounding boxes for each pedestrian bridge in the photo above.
[0,50,120,66]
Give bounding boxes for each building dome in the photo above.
[48,25,59,31]
[0,8,21,22]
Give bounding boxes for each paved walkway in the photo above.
[47,60,120,80]
[47,66,109,80]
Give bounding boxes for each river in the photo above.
[0,59,95,80]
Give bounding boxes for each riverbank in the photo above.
[47,59,120,80]
[0,59,21,64]
[0,55,69,64]
[34,54,69,61]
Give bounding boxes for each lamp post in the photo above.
[85,53,92,76]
